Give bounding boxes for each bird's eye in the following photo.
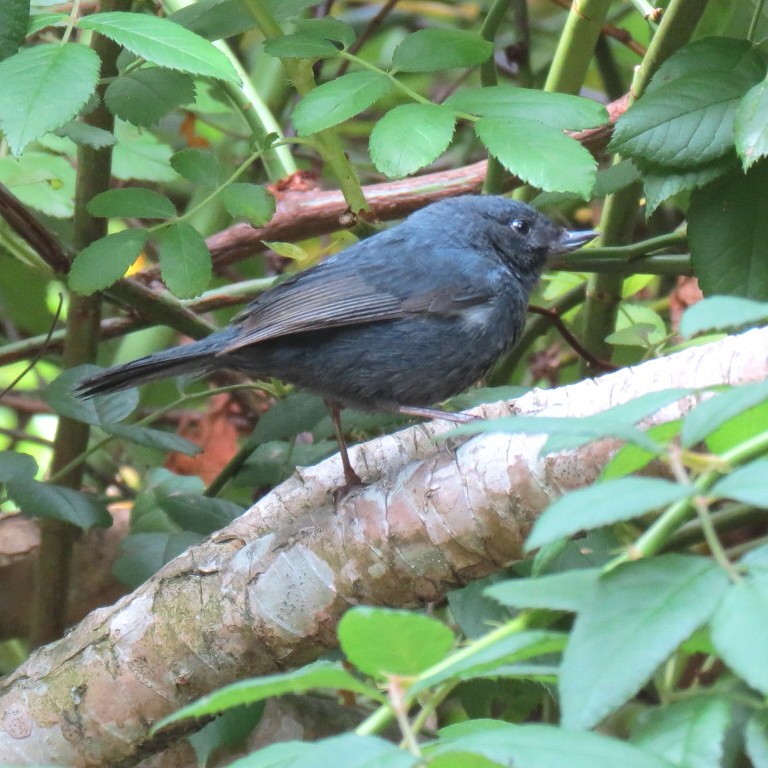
[511,219,530,235]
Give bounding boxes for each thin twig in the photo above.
[337,0,401,76]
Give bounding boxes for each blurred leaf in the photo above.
[0,43,99,156]
[167,0,255,41]
[680,295,768,337]
[68,229,149,295]
[689,162,768,298]
[292,71,391,135]
[475,117,596,197]
[112,122,178,182]
[105,423,202,456]
[0,153,76,217]
[221,184,276,225]
[706,400,768,456]
[295,18,355,48]
[487,569,600,613]
[338,607,454,678]
[370,103,455,178]
[7,478,111,529]
[735,78,768,170]
[601,421,681,480]
[0,451,38,483]
[171,147,220,185]
[264,33,340,59]
[113,531,204,587]
[711,459,768,506]
[1,0,29,60]
[78,13,240,83]
[157,493,243,535]
[88,187,176,219]
[26,12,67,35]
[55,120,117,148]
[711,574,768,694]
[189,704,264,768]
[746,711,768,768]
[448,574,514,639]
[252,394,328,442]
[154,221,212,298]
[263,0,317,20]
[105,68,196,127]
[392,29,493,72]
[235,440,337,488]
[559,555,730,729]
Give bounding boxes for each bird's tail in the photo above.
[75,330,234,398]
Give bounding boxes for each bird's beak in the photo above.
[552,228,599,254]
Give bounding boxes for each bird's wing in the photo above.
[219,245,492,354]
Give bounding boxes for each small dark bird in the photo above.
[77,196,596,490]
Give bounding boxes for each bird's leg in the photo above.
[393,405,476,424]
[326,402,362,491]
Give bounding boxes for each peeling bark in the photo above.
[0,327,766,766]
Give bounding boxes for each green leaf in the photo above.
[105,68,196,127]
[156,493,243,535]
[746,711,768,768]
[610,38,764,168]
[104,423,202,457]
[526,478,693,552]
[295,17,356,48]
[1,0,30,60]
[711,574,768,693]
[370,103,455,178]
[55,120,117,148]
[0,451,38,483]
[263,33,340,59]
[412,630,567,696]
[681,380,768,447]
[252,393,330,442]
[630,696,732,768]
[263,0,317,21]
[642,158,733,217]
[706,400,768,456]
[154,222,211,299]
[27,12,68,36]
[0,43,100,156]
[221,183,276,225]
[78,12,239,83]
[559,554,730,729]
[112,123,177,182]
[227,741,311,768]
[87,188,176,219]
[431,722,675,768]
[392,29,493,72]
[445,86,607,130]
[154,661,384,728]
[6,478,111,529]
[44,366,139,426]
[170,148,220,185]
[711,459,768,506]
[601,421,681,480]
[166,0,256,41]
[447,574,513,639]
[338,607,454,678]
[475,117,597,198]
[0,153,75,218]
[68,229,149,295]
[113,531,204,587]
[680,295,768,336]
[188,704,264,768]
[688,162,768,298]
[292,71,392,136]
[735,78,768,170]
[486,569,600,612]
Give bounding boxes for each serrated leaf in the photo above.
[155,661,385,729]
[338,607,454,678]
[642,158,733,217]
[105,68,196,127]
[292,71,391,136]
[0,43,100,156]
[486,569,600,612]
[681,380,768,447]
[68,229,149,295]
[55,120,117,148]
[475,117,597,197]
[735,79,768,170]
[689,161,768,298]
[431,722,675,768]
[263,33,340,59]
[78,12,239,83]
[559,555,730,729]
[88,187,176,219]
[171,148,220,185]
[392,29,493,72]
[526,478,692,552]
[680,295,768,337]
[6,478,111,529]
[105,423,202,457]
[44,365,139,426]
[630,696,732,768]
[1,0,30,60]
[370,103,455,178]
[113,531,204,587]
[154,222,211,298]
[0,451,38,483]
[610,38,764,168]
[445,86,607,130]
[711,574,768,693]
[221,183,276,225]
